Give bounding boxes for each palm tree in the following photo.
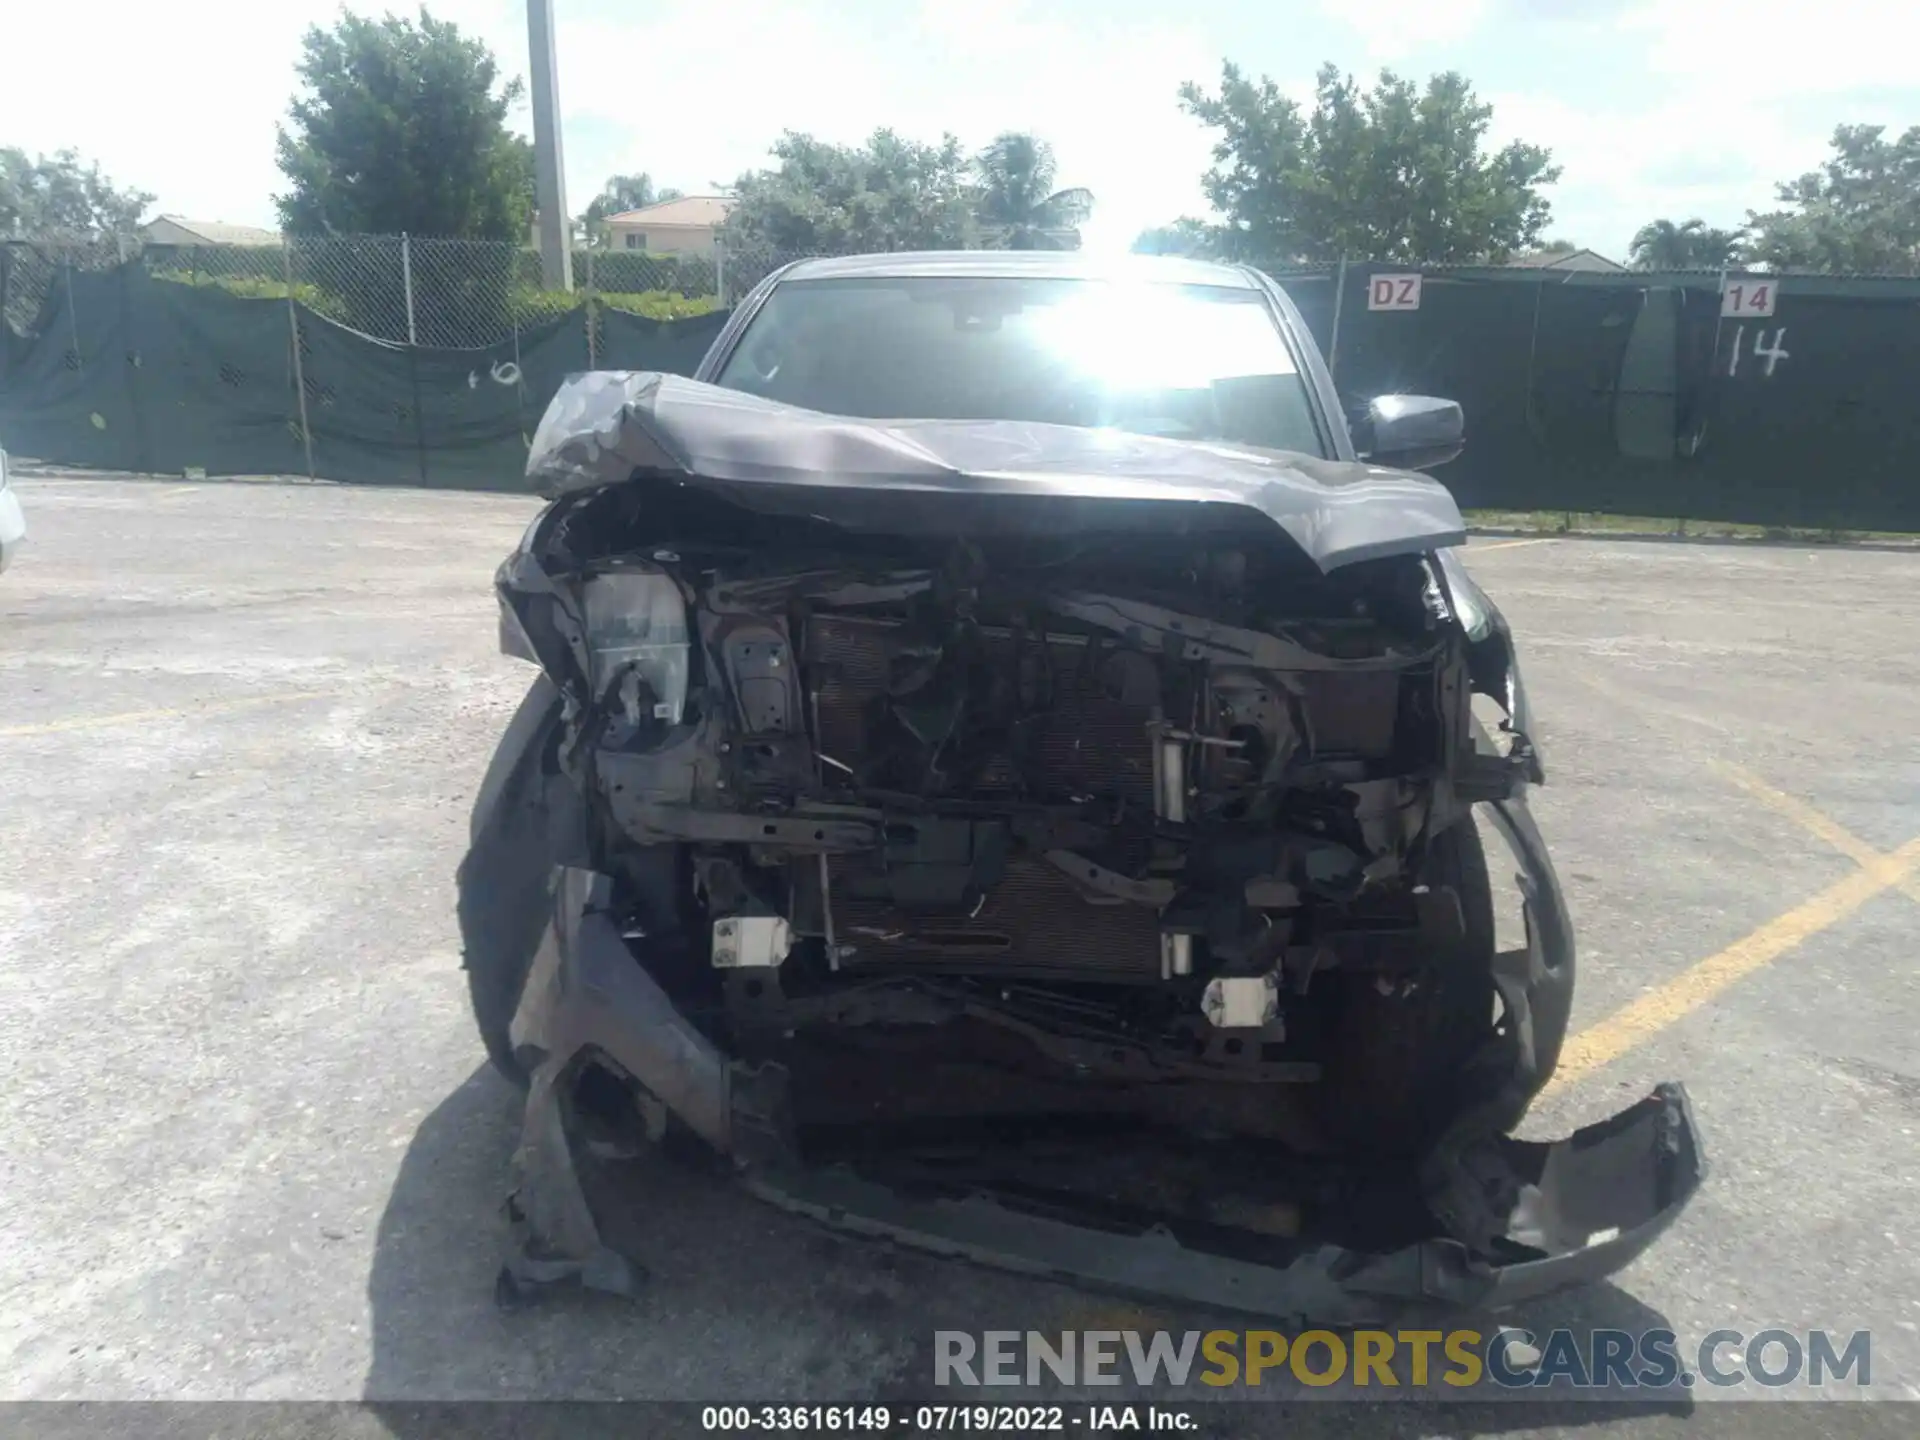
[1132,219,1218,257]
[1628,218,1745,271]
[974,133,1094,250]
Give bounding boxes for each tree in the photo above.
[1627,218,1744,270]
[274,7,533,238]
[580,173,686,246]
[973,133,1092,249]
[722,129,979,253]
[1742,125,1920,274]
[0,148,153,239]
[1131,219,1219,257]
[1177,61,1561,266]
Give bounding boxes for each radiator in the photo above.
[806,613,1162,979]
[804,613,1156,805]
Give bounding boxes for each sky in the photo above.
[4,0,1916,258]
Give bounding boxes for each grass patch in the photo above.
[595,290,723,321]
[1465,509,1920,544]
[150,269,348,322]
[150,270,722,334]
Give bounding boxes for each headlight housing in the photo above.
[580,568,691,725]
[1436,548,1544,784]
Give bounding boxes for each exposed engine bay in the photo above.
[506,468,1547,1141]
[479,372,1700,1317]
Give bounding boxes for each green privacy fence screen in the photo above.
[4,250,1920,528]
[1277,262,1920,532]
[0,258,726,493]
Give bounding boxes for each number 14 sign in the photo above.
[1721,278,1778,318]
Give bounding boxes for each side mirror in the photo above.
[1352,394,1464,471]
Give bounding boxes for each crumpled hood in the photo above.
[525,371,1467,573]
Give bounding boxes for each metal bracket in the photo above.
[622,803,879,852]
[712,915,792,968]
[1201,970,1281,1029]
[1043,850,1174,906]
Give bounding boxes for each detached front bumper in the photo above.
[499,865,1704,1322]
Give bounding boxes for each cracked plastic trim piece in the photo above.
[498,864,1704,1317]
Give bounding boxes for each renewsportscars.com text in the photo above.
[933,1328,1872,1391]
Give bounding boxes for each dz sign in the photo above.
[1368,274,1422,311]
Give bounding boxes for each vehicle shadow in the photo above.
[362,1066,1698,1436]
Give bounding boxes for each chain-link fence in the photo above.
[2,232,824,353]
[1,237,128,339]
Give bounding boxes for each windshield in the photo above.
[713,276,1326,456]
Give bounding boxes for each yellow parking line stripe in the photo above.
[1570,669,1736,736]
[1712,760,1920,897]
[0,688,344,738]
[1543,831,1920,1098]
[1532,676,1920,1095]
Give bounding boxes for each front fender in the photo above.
[469,672,569,847]
[1480,794,1577,1125]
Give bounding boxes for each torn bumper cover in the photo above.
[499,857,1705,1322]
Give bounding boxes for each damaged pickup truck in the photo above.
[464,252,1701,1321]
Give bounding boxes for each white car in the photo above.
[0,447,23,573]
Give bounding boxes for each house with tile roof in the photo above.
[603,196,734,257]
[141,215,284,248]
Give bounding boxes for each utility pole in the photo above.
[526,0,573,291]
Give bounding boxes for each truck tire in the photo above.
[1319,812,1499,1159]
